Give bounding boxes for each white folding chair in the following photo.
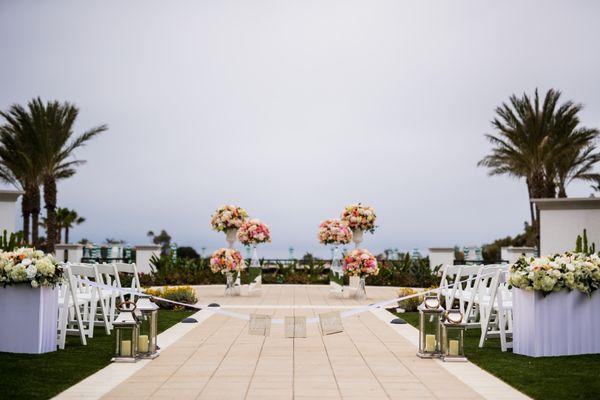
[68,263,111,338]
[95,263,125,326]
[438,264,465,308]
[478,268,513,351]
[57,264,88,349]
[114,262,142,300]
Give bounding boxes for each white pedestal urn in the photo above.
[0,286,59,354]
[352,229,364,249]
[225,228,238,249]
[224,228,242,294]
[513,289,600,357]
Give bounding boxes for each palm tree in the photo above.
[592,179,600,194]
[58,207,85,243]
[550,108,600,197]
[26,98,106,252]
[0,104,42,244]
[478,88,599,227]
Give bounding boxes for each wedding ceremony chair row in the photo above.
[477,268,513,352]
[437,263,513,351]
[56,262,142,349]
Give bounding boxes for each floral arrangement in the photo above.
[209,248,245,274]
[318,219,353,245]
[0,248,62,287]
[210,205,248,232]
[341,203,376,232]
[343,249,379,277]
[509,252,600,295]
[237,219,271,245]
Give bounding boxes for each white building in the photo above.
[0,189,24,233]
[532,197,600,256]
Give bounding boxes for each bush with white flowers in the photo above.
[509,252,600,295]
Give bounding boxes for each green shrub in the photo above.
[136,254,437,288]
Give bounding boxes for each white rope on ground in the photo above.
[75,271,497,325]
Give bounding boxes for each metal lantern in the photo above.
[135,295,159,359]
[417,296,444,358]
[442,310,467,362]
[112,301,139,362]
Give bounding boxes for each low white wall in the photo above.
[501,246,536,263]
[54,244,84,263]
[428,247,455,269]
[534,198,600,256]
[0,190,23,233]
[135,245,161,274]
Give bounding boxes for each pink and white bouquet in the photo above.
[343,249,379,277]
[237,219,271,245]
[210,205,248,232]
[209,248,245,274]
[0,248,62,287]
[341,203,376,232]
[318,219,353,245]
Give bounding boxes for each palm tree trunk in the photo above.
[65,227,70,244]
[30,185,41,246]
[43,176,57,253]
[21,191,30,244]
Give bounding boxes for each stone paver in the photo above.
[96,285,515,400]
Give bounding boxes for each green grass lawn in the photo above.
[399,311,600,400]
[0,309,194,400]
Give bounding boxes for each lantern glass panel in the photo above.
[115,326,138,358]
[419,309,442,355]
[138,310,158,355]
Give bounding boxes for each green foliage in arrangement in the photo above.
[134,253,438,288]
[0,229,25,251]
[575,229,597,255]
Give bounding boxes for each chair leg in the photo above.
[96,288,111,334]
[479,306,492,348]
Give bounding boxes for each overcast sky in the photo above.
[1,0,599,257]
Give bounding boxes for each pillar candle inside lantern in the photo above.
[425,334,436,352]
[449,340,459,356]
[121,340,132,356]
[139,335,149,353]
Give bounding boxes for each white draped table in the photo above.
[0,286,58,354]
[513,288,600,357]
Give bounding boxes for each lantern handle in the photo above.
[445,310,464,324]
[118,300,137,312]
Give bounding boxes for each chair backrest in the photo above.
[114,262,141,291]
[96,263,125,300]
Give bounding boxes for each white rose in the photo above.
[25,265,37,279]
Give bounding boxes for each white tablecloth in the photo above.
[513,289,600,357]
[0,285,58,354]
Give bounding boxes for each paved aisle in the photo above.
[102,285,485,400]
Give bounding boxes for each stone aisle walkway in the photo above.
[94,285,525,400]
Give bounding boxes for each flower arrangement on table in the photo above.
[509,252,600,295]
[341,203,376,233]
[343,249,379,277]
[318,219,353,245]
[0,248,62,288]
[236,219,271,245]
[210,205,248,232]
[209,248,245,274]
